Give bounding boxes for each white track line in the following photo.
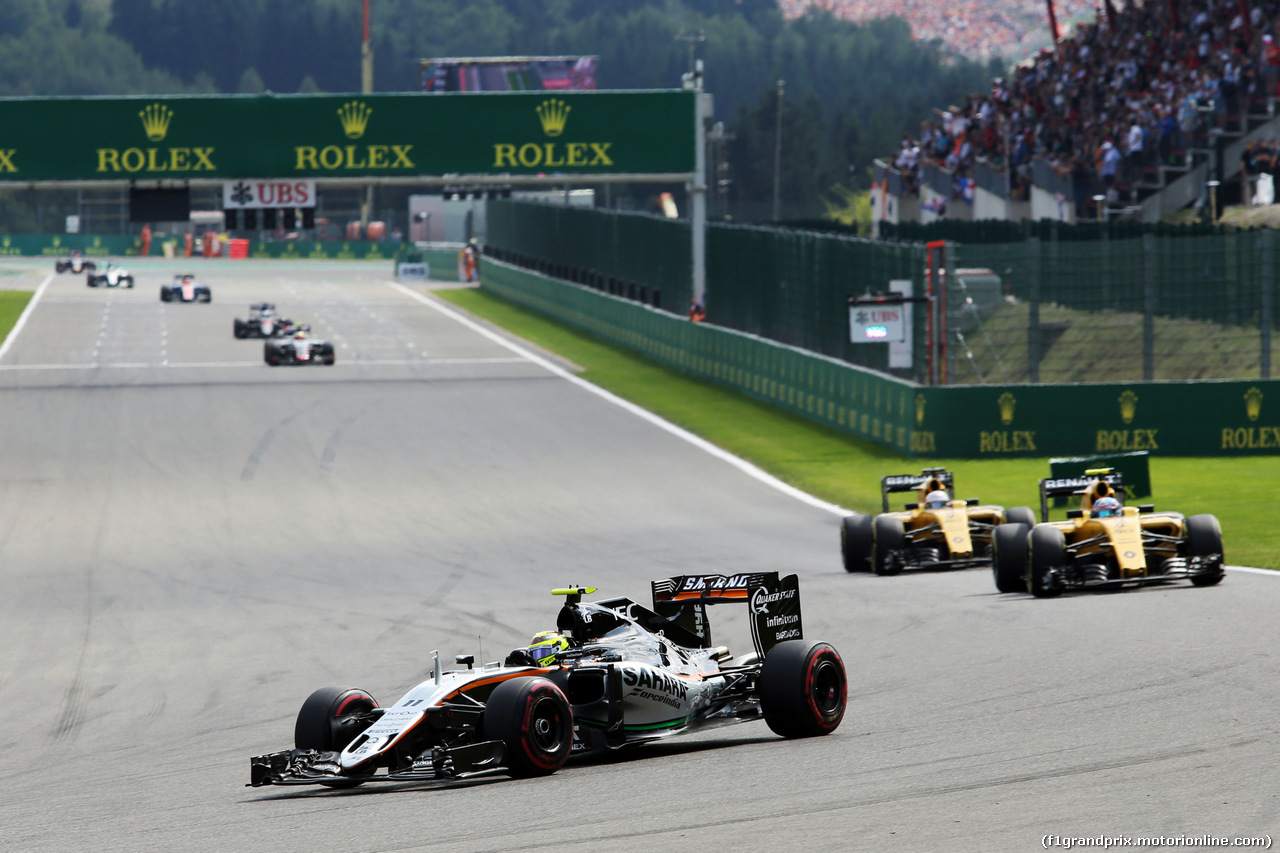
[385,281,850,518]
[0,273,54,363]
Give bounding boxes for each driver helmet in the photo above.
[924,489,951,510]
[1092,496,1122,518]
[528,631,569,667]
[294,330,307,339]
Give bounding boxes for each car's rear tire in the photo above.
[123,276,133,288]
[872,514,905,575]
[1029,524,1067,597]
[1186,514,1225,587]
[992,522,1030,593]
[200,291,211,303]
[758,639,846,738]
[482,677,573,777]
[86,275,97,287]
[1004,506,1036,528]
[56,262,67,273]
[841,513,872,573]
[160,287,171,302]
[294,686,379,788]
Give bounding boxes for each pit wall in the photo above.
[481,260,1280,458]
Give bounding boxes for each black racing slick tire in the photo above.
[992,522,1030,593]
[758,639,846,738]
[234,318,248,339]
[482,677,573,778]
[1186,514,1226,587]
[841,513,873,573]
[294,686,380,788]
[1029,524,1067,598]
[160,287,171,302]
[872,514,905,576]
[123,276,133,288]
[1004,506,1036,528]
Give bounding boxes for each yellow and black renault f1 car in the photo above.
[841,468,1034,575]
[248,574,846,789]
[991,468,1225,596]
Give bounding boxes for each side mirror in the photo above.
[455,654,475,670]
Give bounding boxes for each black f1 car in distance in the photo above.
[86,262,134,288]
[990,468,1226,596]
[264,327,335,365]
[160,273,211,303]
[249,573,847,789]
[234,304,295,339]
[55,251,95,273]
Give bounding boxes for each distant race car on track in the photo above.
[264,327,334,365]
[160,273,211,303]
[990,468,1226,596]
[234,303,295,339]
[55,251,95,274]
[841,468,1035,575]
[249,574,846,789]
[86,262,133,288]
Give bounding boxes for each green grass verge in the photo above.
[436,286,1280,571]
[0,290,32,345]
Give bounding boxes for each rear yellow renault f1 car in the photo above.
[841,468,1035,575]
[990,468,1226,597]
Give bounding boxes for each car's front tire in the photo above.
[160,287,171,302]
[992,522,1030,593]
[294,686,379,788]
[841,513,873,573]
[1029,524,1067,597]
[482,677,573,777]
[1186,514,1225,587]
[872,514,905,575]
[758,639,846,738]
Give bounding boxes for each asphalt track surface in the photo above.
[1,259,1277,853]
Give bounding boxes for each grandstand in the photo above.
[869,0,1280,227]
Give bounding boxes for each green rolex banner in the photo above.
[0,91,695,181]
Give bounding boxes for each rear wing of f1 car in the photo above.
[881,468,954,512]
[642,572,803,660]
[1037,468,1124,522]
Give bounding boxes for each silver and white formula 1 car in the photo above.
[249,574,847,788]
[264,327,335,365]
[86,262,133,288]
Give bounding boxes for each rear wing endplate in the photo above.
[881,468,953,512]
[651,573,803,659]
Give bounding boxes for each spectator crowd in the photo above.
[870,0,1280,218]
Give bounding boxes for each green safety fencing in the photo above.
[484,199,928,373]
[482,259,918,452]
[879,218,1231,244]
[481,258,1280,457]
[486,199,692,312]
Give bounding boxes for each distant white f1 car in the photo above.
[86,262,133,288]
